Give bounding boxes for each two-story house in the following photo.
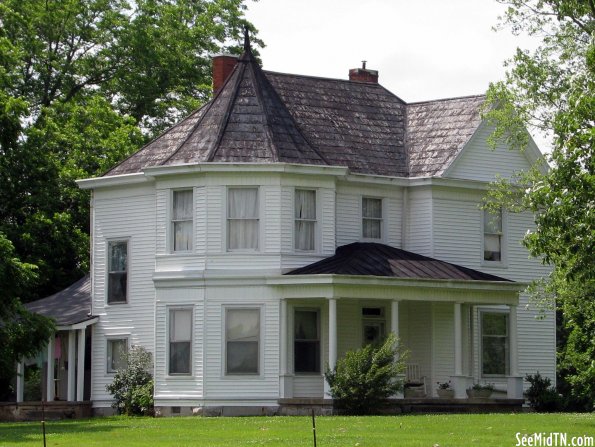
[65,34,554,416]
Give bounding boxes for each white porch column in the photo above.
[46,336,55,401]
[451,302,467,399]
[390,300,399,337]
[279,299,293,398]
[324,298,337,398]
[76,328,85,401]
[16,361,24,403]
[507,304,523,398]
[67,331,76,401]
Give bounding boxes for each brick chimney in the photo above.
[349,61,378,83]
[212,54,238,93]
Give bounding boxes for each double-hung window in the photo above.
[483,209,503,262]
[294,309,320,373]
[362,197,382,239]
[169,309,192,375]
[225,308,260,375]
[228,188,259,250]
[172,190,193,252]
[107,240,128,304]
[294,189,316,251]
[107,338,128,373]
[481,312,509,376]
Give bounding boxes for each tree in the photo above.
[0,0,260,299]
[483,0,594,410]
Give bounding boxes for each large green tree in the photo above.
[484,0,594,410]
[0,0,259,300]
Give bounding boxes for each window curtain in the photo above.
[362,198,382,239]
[228,188,259,250]
[295,190,316,250]
[173,190,193,251]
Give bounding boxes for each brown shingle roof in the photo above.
[287,242,512,282]
[104,48,484,178]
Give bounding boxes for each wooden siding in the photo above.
[432,302,454,397]
[406,188,433,256]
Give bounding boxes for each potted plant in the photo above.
[436,381,454,399]
[466,383,494,398]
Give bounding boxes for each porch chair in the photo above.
[404,363,427,398]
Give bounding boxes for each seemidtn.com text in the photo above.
[516,433,594,447]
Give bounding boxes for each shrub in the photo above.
[325,333,405,415]
[23,366,42,401]
[525,372,562,412]
[106,345,154,416]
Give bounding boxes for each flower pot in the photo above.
[466,389,492,398]
[437,388,455,399]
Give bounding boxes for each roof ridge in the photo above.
[408,94,485,105]
[250,61,281,162]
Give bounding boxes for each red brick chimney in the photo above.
[349,61,378,83]
[212,54,238,93]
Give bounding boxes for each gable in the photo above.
[443,122,541,182]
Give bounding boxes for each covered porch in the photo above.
[272,243,525,406]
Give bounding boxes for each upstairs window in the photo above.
[481,312,509,376]
[225,308,260,375]
[107,240,127,304]
[172,190,193,252]
[228,188,259,250]
[362,197,382,239]
[169,309,192,375]
[294,309,320,373]
[483,209,502,262]
[295,189,316,251]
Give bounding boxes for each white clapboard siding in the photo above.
[206,186,224,253]
[336,193,360,247]
[400,302,432,383]
[280,187,293,253]
[155,189,167,254]
[195,187,207,254]
[263,186,282,253]
[406,188,433,256]
[320,188,336,255]
[91,188,156,403]
[432,303,455,397]
[445,124,534,182]
[385,196,403,248]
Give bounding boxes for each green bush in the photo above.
[23,366,42,401]
[325,333,405,415]
[525,372,562,412]
[106,345,154,416]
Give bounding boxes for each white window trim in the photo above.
[293,307,322,375]
[106,336,129,375]
[226,186,261,252]
[293,188,318,253]
[360,196,385,242]
[480,208,508,267]
[169,188,194,254]
[166,306,194,377]
[479,308,510,378]
[105,237,130,305]
[221,305,264,378]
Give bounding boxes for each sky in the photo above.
[244,0,551,152]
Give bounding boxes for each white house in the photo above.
[37,34,554,416]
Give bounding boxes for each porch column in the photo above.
[507,304,523,398]
[16,361,24,403]
[279,298,293,398]
[451,302,467,399]
[46,336,55,401]
[390,300,399,338]
[324,298,337,399]
[67,330,76,401]
[76,328,85,401]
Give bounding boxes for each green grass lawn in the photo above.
[0,413,593,447]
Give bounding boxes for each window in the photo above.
[225,308,260,375]
[484,209,503,261]
[169,309,192,375]
[294,309,320,373]
[107,338,128,373]
[362,197,382,239]
[481,312,509,376]
[107,240,127,304]
[362,307,385,346]
[295,189,316,251]
[228,188,259,250]
[172,190,193,252]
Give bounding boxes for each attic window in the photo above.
[483,209,502,262]
[172,190,193,252]
[362,197,382,240]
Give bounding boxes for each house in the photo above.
[16,32,555,416]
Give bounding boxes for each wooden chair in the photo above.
[404,363,427,397]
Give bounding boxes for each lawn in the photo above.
[0,413,593,447]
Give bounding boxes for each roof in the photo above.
[104,38,485,178]
[25,275,94,326]
[286,242,512,282]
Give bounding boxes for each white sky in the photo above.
[244,0,552,152]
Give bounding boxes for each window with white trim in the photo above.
[172,190,193,252]
[362,197,382,239]
[107,240,127,304]
[294,189,316,251]
[483,209,503,262]
[107,338,128,373]
[228,188,259,250]
[481,312,509,376]
[169,309,192,375]
[294,309,320,373]
[225,308,260,375]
